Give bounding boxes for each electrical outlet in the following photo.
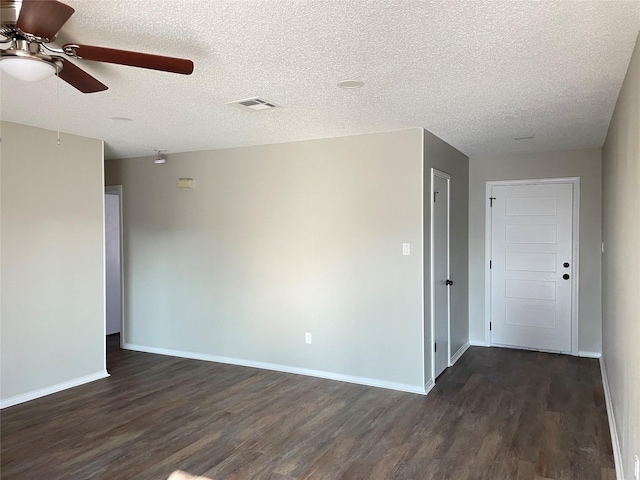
[305,332,312,344]
[634,454,639,480]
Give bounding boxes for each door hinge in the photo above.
[434,343,437,352]
[489,196,496,207]
[489,260,492,269]
[490,322,492,331]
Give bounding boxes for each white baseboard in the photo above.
[579,351,602,358]
[450,341,470,365]
[424,378,435,395]
[469,340,488,347]
[123,343,428,395]
[0,371,110,409]
[600,357,623,480]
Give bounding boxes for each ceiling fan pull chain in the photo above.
[56,66,61,146]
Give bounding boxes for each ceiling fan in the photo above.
[0,0,194,93]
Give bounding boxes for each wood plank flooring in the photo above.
[1,336,615,479]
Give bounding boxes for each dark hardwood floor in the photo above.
[1,335,615,479]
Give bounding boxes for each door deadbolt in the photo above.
[563,262,570,268]
[563,274,570,280]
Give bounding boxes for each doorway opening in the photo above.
[105,185,123,349]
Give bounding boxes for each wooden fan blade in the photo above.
[65,44,194,75]
[57,58,108,93]
[16,0,74,41]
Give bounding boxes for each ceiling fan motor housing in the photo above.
[0,0,21,27]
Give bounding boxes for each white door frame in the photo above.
[484,177,580,355]
[105,185,125,348]
[431,168,451,381]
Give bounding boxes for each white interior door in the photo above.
[490,182,573,352]
[432,169,450,379]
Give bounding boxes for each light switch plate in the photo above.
[402,243,410,256]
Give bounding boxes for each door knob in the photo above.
[563,262,570,268]
[563,274,570,280]
[445,279,453,286]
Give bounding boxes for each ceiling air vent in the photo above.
[226,97,279,112]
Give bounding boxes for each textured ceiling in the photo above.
[1,0,639,160]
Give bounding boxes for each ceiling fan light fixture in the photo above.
[0,55,58,81]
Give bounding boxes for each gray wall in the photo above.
[602,32,639,480]
[0,122,106,405]
[106,129,427,391]
[468,148,603,354]
[422,130,469,382]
